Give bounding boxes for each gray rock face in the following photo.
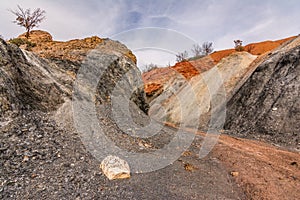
[0,38,148,119]
[225,44,300,146]
[91,40,149,113]
[0,39,69,117]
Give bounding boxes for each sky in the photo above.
[1,0,299,69]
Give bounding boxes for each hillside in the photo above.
[149,52,257,129]
[16,30,136,63]
[210,36,296,63]
[143,36,296,98]
[0,34,245,200]
[225,37,300,148]
[1,31,299,200]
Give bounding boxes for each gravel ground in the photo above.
[0,111,245,199]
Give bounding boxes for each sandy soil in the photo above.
[166,124,300,200]
[213,134,300,200]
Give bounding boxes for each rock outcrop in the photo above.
[16,30,136,64]
[1,34,148,120]
[224,37,300,146]
[149,52,257,129]
[0,38,72,118]
[143,55,215,102]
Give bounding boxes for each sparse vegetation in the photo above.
[8,38,36,50]
[234,40,244,52]
[10,5,46,39]
[142,63,158,73]
[191,44,202,57]
[176,51,189,62]
[191,42,214,57]
[201,42,213,55]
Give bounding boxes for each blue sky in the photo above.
[1,0,299,68]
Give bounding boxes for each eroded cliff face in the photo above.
[149,52,257,129]
[0,39,71,118]
[0,37,148,120]
[225,37,300,146]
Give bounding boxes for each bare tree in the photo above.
[176,51,189,62]
[142,63,158,73]
[191,44,202,57]
[10,5,46,39]
[202,42,213,55]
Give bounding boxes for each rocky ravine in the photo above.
[149,35,300,150]
[1,32,300,200]
[0,36,245,199]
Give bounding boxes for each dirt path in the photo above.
[212,134,300,200]
[164,124,300,200]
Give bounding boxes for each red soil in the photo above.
[210,36,296,63]
[143,36,296,96]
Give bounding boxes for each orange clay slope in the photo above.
[143,36,296,97]
[210,36,296,63]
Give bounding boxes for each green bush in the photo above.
[9,38,26,46]
[235,46,244,52]
[234,40,244,52]
[8,38,36,50]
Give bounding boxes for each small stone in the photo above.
[230,171,239,176]
[182,151,192,156]
[100,155,130,180]
[22,155,29,162]
[184,163,197,171]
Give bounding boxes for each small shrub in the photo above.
[234,40,244,52]
[25,41,36,51]
[191,42,213,58]
[8,38,36,50]
[9,38,26,46]
[142,63,158,73]
[176,51,189,62]
[235,46,244,52]
[202,42,213,55]
[191,44,202,57]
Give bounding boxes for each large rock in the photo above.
[100,155,131,180]
[224,37,300,145]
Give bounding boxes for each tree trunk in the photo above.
[25,29,30,39]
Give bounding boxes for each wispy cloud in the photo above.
[1,0,299,67]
